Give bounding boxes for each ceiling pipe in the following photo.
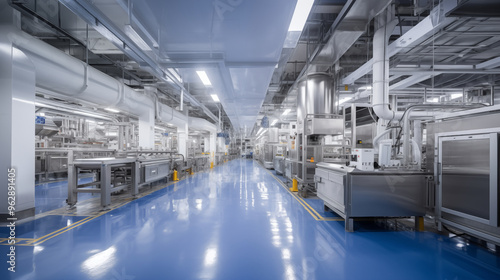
[59,0,218,125]
[188,117,217,134]
[7,25,188,129]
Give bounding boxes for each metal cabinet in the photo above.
[437,130,500,244]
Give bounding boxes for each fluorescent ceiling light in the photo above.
[288,0,314,32]
[359,86,372,90]
[427,97,439,103]
[104,108,120,113]
[196,71,212,86]
[271,119,278,126]
[282,109,291,115]
[211,94,220,102]
[124,24,152,51]
[155,126,166,131]
[39,112,45,116]
[450,93,463,100]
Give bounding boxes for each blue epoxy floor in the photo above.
[35,177,95,214]
[2,159,500,279]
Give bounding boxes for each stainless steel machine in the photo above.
[293,73,344,195]
[315,162,431,231]
[427,110,500,245]
[67,151,177,209]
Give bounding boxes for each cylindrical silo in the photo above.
[296,73,336,126]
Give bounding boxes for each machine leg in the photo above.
[415,216,425,232]
[67,164,78,208]
[346,218,354,232]
[100,164,111,210]
[131,161,140,198]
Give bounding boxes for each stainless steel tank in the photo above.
[296,73,336,125]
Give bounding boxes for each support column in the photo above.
[0,6,36,219]
[138,110,154,149]
[210,132,216,165]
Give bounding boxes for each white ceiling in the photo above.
[87,0,298,131]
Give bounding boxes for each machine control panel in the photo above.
[350,149,374,171]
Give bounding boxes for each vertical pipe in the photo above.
[413,119,422,167]
[491,85,495,106]
[351,104,356,149]
[118,125,124,150]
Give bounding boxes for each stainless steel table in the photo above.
[315,162,432,231]
[67,157,140,209]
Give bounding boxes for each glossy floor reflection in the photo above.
[35,177,94,214]
[1,159,500,279]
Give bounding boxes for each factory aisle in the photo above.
[2,159,500,279]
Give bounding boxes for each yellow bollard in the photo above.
[310,157,314,163]
[190,168,194,175]
[290,178,298,192]
[173,170,179,181]
[210,162,214,169]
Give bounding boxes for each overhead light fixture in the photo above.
[211,94,220,102]
[85,119,96,123]
[450,93,463,100]
[196,71,212,86]
[104,108,120,113]
[271,119,278,126]
[155,126,166,131]
[288,0,314,32]
[124,24,152,51]
[359,86,373,91]
[427,97,439,103]
[39,112,46,117]
[282,109,291,116]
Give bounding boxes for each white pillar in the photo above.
[138,110,154,149]
[178,123,188,158]
[210,132,216,164]
[0,6,36,219]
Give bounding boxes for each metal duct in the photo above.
[6,26,187,129]
[371,6,402,121]
[296,73,336,125]
[188,117,217,133]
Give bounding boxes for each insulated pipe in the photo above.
[7,26,187,131]
[372,6,402,121]
[188,117,217,133]
[372,128,392,153]
[401,104,485,165]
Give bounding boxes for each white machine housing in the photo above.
[350,149,374,171]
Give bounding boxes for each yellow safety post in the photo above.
[416,216,425,232]
[210,162,214,169]
[290,178,298,192]
[310,157,314,163]
[190,168,194,175]
[173,170,179,181]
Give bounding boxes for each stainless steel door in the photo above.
[438,133,498,226]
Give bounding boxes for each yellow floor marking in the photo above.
[262,165,342,222]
